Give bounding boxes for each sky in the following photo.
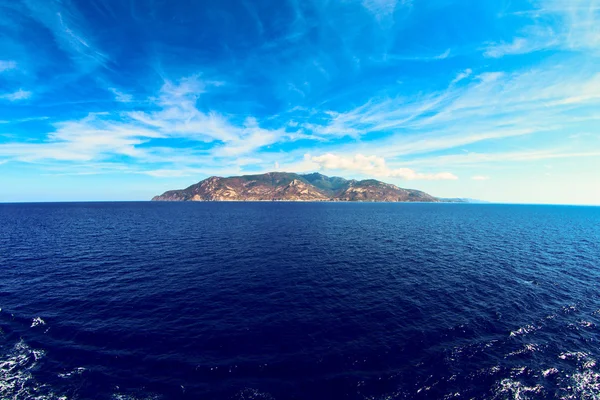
[0,0,599,204]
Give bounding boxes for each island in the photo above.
[151,172,467,202]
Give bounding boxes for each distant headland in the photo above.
[152,172,469,203]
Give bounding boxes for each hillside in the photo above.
[152,172,441,202]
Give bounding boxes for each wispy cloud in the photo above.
[109,88,133,103]
[435,49,451,60]
[309,153,458,180]
[0,116,49,124]
[0,75,286,165]
[362,0,398,19]
[141,168,206,178]
[383,49,454,62]
[485,0,600,57]
[1,89,31,101]
[0,60,17,72]
[471,175,490,181]
[404,149,600,167]
[301,59,600,159]
[128,76,285,155]
[22,0,109,69]
[484,35,557,58]
[451,68,472,85]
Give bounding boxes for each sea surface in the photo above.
[0,202,599,399]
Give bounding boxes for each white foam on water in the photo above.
[578,320,595,328]
[416,383,437,394]
[446,339,500,364]
[559,351,590,362]
[442,392,461,399]
[542,368,559,377]
[57,367,86,379]
[31,317,46,328]
[566,369,600,399]
[111,394,160,400]
[0,339,64,399]
[561,305,577,314]
[511,366,528,377]
[506,343,540,358]
[232,387,276,399]
[583,360,597,369]
[509,325,538,337]
[470,364,503,380]
[488,365,502,375]
[492,378,544,399]
[553,350,600,399]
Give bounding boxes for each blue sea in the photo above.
[1,202,599,399]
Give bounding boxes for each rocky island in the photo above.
[152,172,450,202]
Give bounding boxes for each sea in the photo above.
[0,202,599,399]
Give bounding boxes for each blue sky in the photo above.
[0,0,599,204]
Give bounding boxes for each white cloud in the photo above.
[362,0,398,19]
[435,49,451,60]
[20,1,108,70]
[215,124,281,157]
[471,175,490,181]
[0,60,17,72]
[309,153,458,180]
[0,116,49,124]
[128,76,238,143]
[302,60,600,162]
[109,88,133,103]
[484,37,546,58]
[404,149,600,167]
[485,0,600,57]
[383,49,455,62]
[451,68,472,84]
[142,168,205,178]
[1,89,31,101]
[130,78,286,156]
[0,75,286,165]
[311,153,386,173]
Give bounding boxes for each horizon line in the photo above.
[1,200,598,207]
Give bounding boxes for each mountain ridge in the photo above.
[151,172,447,202]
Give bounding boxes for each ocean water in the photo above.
[0,202,599,400]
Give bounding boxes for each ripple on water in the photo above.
[0,202,599,399]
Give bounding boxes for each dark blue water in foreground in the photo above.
[1,203,599,399]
